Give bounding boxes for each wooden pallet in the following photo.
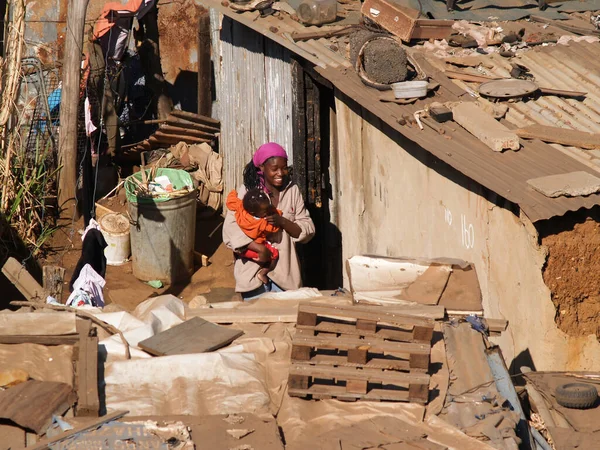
[288,303,435,403]
[288,363,430,403]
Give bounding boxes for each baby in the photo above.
[226,188,281,284]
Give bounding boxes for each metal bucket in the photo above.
[128,190,197,284]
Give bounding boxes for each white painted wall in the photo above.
[333,93,600,371]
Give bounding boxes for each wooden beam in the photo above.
[43,265,66,301]
[186,306,298,323]
[0,312,76,335]
[0,335,79,345]
[197,7,212,118]
[169,110,220,127]
[2,257,44,302]
[58,0,90,216]
[76,319,99,417]
[515,124,600,150]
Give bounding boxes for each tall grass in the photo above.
[0,129,59,256]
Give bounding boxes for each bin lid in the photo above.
[99,213,130,234]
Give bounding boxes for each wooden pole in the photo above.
[197,7,212,117]
[58,0,90,217]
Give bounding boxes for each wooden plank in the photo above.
[297,322,413,342]
[43,266,66,301]
[299,354,412,371]
[291,344,312,361]
[197,8,212,118]
[2,257,44,302]
[346,379,368,394]
[76,319,99,417]
[292,335,430,355]
[348,346,368,364]
[486,318,508,333]
[410,353,430,370]
[299,303,437,326]
[452,102,520,152]
[186,306,297,323]
[137,317,243,356]
[166,117,219,134]
[0,380,73,434]
[158,124,215,139]
[0,312,77,335]
[410,53,468,100]
[515,124,600,150]
[297,311,317,326]
[361,0,419,42]
[25,410,129,450]
[409,383,429,403]
[412,20,454,40]
[288,384,412,402]
[0,334,79,345]
[289,363,430,384]
[169,109,220,127]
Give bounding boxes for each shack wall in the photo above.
[210,11,294,194]
[333,93,600,372]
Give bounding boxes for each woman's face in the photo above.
[261,157,289,188]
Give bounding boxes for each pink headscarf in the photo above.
[253,142,288,168]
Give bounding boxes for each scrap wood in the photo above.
[445,56,494,69]
[2,257,44,302]
[76,319,100,417]
[411,19,454,40]
[515,124,600,149]
[530,15,600,36]
[0,311,76,336]
[186,306,298,323]
[23,410,129,450]
[43,265,66,301]
[0,380,73,434]
[10,301,131,359]
[361,0,419,42]
[291,25,357,41]
[137,316,243,356]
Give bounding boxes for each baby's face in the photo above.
[256,202,271,219]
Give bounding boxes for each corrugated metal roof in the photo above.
[199,0,600,222]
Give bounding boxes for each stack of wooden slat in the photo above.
[288,303,435,403]
[131,110,220,153]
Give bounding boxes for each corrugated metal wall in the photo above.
[210,10,294,194]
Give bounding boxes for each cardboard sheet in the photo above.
[0,343,74,386]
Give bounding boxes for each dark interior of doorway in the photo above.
[291,59,343,290]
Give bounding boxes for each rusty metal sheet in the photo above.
[200,0,600,221]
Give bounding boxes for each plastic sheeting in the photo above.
[96,293,499,448]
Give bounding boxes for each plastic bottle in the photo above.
[296,0,337,25]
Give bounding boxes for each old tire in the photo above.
[555,383,598,409]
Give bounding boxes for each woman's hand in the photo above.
[266,214,285,228]
[267,214,302,239]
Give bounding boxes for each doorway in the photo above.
[291,59,343,290]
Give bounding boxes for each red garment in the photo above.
[239,242,279,261]
[226,190,281,244]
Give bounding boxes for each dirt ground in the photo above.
[42,202,237,312]
[542,218,600,339]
